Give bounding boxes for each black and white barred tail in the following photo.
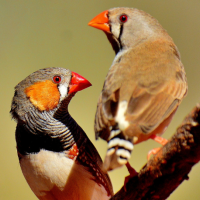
[103,129,134,171]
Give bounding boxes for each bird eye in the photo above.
[119,14,128,23]
[53,76,61,84]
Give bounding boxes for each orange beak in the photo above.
[68,72,92,94]
[88,10,110,33]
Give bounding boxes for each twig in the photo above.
[111,104,200,200]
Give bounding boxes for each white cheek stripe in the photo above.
[58,84,68,101]
[115,101,129,131]
[111,24,121,40]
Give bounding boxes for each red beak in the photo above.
[88,10,110,33]
[68,72,92,94]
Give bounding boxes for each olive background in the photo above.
[1,1,200,199]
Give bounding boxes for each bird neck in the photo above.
[15,96,83,156]
[105,32,121,54]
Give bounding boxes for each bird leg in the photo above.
[124,162,138,192]
[150,134,168,145]
[147,134,168,160]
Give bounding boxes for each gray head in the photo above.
[10,67,91,122]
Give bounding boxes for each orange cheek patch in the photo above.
[25,80,60,111]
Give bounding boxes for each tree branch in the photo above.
[111,104,200,200]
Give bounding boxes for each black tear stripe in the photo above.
[118,24,123,50]
[110,25,112,34]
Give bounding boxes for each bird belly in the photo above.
[20,149,110,200]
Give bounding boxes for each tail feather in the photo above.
[103,131,133,171]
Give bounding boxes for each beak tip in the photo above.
[88,21,92,26]
[88,10,110,32]
[69,71,92,94]
[85,81,92,89]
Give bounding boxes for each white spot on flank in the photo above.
[115,101,129,131]
[58,84,68,101]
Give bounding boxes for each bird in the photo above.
[88,7,188,172]
[10,67,113,200]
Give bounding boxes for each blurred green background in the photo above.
[1,0,200,199]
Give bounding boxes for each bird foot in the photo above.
[147,147,162,160]
[147,135,168,160]
[150,134,168,145]
[124,162,138,192]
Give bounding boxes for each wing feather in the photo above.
[95,40,187,139]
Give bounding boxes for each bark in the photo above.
[111,104,200,200]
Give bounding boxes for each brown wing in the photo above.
[95,40,187,140]
[125,76,187,136]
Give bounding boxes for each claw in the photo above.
[147,135,168,160]
[147,147,162,160]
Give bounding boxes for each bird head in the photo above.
[10,68,91,122]
[88,8,167,54]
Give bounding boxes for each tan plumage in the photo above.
[11,68,113,200]
[89,7,187,171]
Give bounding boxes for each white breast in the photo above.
[20,150,111,200]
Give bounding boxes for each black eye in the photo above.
[119,14,128,23]
[53,76,61,84]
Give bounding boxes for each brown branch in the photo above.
[111,104,200,200]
